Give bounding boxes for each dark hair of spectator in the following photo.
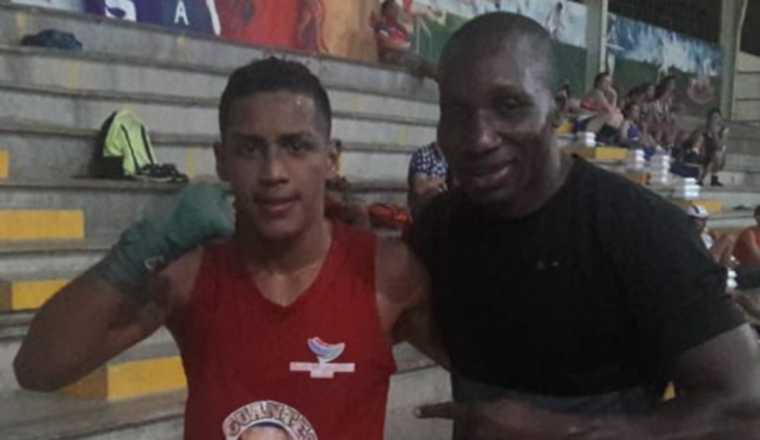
[381,0,396,14]
[707,107,722,122]
[755,205,760,217]
[654,75,677,100]
[622,102,639,119]
[219,57,332,138]
[593,71,610,88]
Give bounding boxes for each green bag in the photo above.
[93,110,157,178]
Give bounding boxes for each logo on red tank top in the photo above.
[289,337,356,379]
[223,400,318,440]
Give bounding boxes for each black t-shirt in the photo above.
[409,157,745,398]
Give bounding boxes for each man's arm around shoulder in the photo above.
[375,237,449,368]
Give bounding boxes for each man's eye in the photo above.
[236,143,262,157]
[284,139,314,153]
[494,98,525,116]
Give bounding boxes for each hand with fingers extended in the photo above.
[92,182,234,302]
[416,399,617,440]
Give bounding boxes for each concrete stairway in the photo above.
[0,3,451,439]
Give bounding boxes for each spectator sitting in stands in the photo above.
[648,75,680,148]
[372,0,438,81]
[576,72,623,143]
[688,204,735,266]
[618,102,657,156]
[682,108,728,187]
[555,82,581,116]
[688,204,760,326]
[407,141,448,218]
[734,206,760,267]
[638,82,657,123]
[621,83,653,114]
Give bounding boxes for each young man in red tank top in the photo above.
[14,58,441,440]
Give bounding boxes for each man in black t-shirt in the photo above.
[411,12,760,439]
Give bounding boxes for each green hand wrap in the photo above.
[92,182,234,302]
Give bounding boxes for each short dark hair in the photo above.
[594,72,610,88]
[439,12,556,88]
[707,107,722,121]
[622,102,639,118]
[755,205,760,217]
[654,75,677,100]
[219,57,332,138]
[381,0,396,14]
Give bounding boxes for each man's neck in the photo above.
[235,217,333,276]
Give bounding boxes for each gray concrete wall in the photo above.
[736,52,760,126]
[11,0,83,12]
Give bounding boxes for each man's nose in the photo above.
[466,111,501,156]
[257,149,289,185]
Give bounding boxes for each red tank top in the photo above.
[167,223,396,440]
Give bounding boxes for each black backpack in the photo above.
[21,29,83,51]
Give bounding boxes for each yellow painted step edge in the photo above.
[64,356,187,401]
[0,210,85,241]
[671,199,723,215]
[0,279,68,311]
[0,150,8,179]
[562,146,629,161]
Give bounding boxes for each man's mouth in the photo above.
[254,195,299,217]
[463,161,517,192]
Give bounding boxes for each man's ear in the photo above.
[213,141,229,181]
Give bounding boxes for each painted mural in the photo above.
[80,0,378,60]
[85,0,220,35]
[378,0,721,115]
[12,0,725,114]
[607,12,722,113]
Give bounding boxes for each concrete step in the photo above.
[0,178,181,239]
[586,159,760,202]
[668,198,723,215]
[700,187,760,211]
[0,2,438,103]
[0,177,407,239]
[0,209,84,241]
[0,389,186,440]
[63,341,185,401]
[0,238,110,280]
[0,80,436,151]
[0,311,34,341]
[0,149,7,178]
[0,323,175,393]
[0,119,415,181]
[707,210,755,230]
[0,44,439,123]
[717,169,760,187]
[725,153,760,172]
[0,276,70,312]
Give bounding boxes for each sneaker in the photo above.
[135,164,189,184]
[710,176,724,187]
